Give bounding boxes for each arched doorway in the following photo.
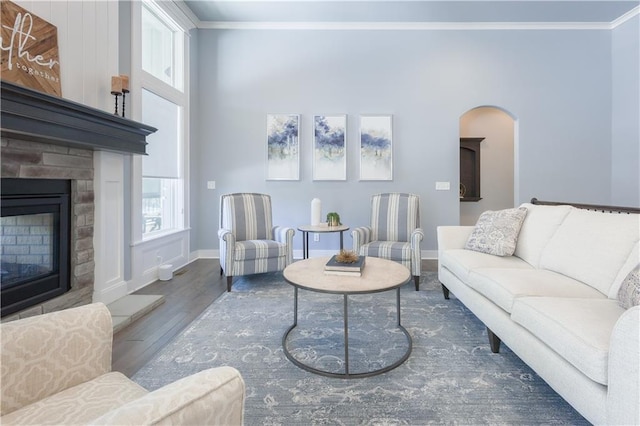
[459,106,517,225]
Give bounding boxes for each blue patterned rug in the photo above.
[132,271,588,425]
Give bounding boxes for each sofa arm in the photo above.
[273,226,295,264]
[91,367,245,426]
[606,305,640,425]
[410,228,425,276]
[218,228,235,275]
[436,226,475,251]
[0,303,112,416]
[351,226,372,253]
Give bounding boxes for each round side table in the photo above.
[297,224,349,259]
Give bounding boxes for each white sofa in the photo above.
[0,303,246,425]
[437,202,639,425]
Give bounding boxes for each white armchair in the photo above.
[0,303,245,425]
[351,193,424,290]
[219,193,295,291]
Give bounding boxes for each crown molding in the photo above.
[610,5,640,29]
[160,0,200,30]
[197,20,615,31]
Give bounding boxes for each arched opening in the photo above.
[459,106,517,225]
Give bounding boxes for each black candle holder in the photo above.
[111,91,121,115]
[121,89,129,118]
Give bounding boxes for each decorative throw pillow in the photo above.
[465,207,528,256]
[617,264,640,309]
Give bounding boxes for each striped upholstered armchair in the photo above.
[351,193,424,290]
[218,193,295,291]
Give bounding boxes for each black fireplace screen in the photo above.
[1,179,70,317]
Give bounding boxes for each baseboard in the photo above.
[93,279,129,305]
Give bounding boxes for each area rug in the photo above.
[132,271,588,425]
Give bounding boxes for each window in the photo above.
[141,2,183,90]
[139,0,187,238]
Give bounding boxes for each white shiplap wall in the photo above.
[13,0,126,305]
[13,0,119,112]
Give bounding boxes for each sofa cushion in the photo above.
[610,242,640,299]
[465,207,528,256]
[511,297,625,386]
[233,240,288,261]
[0,372,148,425]
[360,241,411,262]
[539,209,640,296]
[440,249,533,282]
[468,268,605,313]
[513,203,573,267]
[617,264,640,309]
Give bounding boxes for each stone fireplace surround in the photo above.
[0,81,155,321]
[1,139,95,319]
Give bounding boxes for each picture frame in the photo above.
[359,115,393,181]
[313,114,347,181]
[266,114,300,180]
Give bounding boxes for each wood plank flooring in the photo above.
[112,258,437,378]
[112,259,226,377]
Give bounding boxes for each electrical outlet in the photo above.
[435,181,451,191]
[207,181,216,190]
[314,234,319,242]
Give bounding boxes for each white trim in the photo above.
[197,20,614,31]
[171,0,201,30]
[93,278,129,306]
[611,5,640,29]
[192,249,219,260]
[130,229,190,293]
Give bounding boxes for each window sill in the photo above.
[131,227,191,247]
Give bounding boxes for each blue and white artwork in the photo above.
[267,114,300,180]
[360,115,393,181]
[313,115,346,181]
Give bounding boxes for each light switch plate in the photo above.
[207,181,216,190]
[435,181,450,191]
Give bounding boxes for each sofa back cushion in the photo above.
[539,209,640,295]
[514,203,573,267]
[610,242,639,299]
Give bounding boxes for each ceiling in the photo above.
[182,1,639,25]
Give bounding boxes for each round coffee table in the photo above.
[282,256,412,378]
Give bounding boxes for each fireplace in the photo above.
[1,178,71,317]
[1,81,155,320]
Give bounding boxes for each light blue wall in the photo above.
[612,15,640,207]
[191,28,618,253]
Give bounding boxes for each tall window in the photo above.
[140,0,186,237]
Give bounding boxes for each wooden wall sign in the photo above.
[1,0,62,97]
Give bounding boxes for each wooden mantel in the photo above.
[0,81,156,155]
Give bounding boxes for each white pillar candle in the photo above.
[311,198,321,225]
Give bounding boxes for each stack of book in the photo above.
[324,255,366,277]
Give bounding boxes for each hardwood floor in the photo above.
[112,258,438,378]
[112,259,226,377]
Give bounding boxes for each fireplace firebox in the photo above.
[1,178,71,317]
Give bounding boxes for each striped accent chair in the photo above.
[218,193,295,291]
[351,193,424,290]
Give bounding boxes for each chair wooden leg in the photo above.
[441,284,450,300]
[226,276,233,292]
[413,275,420,291]
[487,327,501,353]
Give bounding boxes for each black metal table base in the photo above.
[301,230,345,259]
[282,287,412,379]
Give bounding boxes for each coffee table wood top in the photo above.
[283,256,410,294]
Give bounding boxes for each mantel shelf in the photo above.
[1,81,156,155]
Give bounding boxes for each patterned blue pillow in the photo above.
[465,207,528,257]
[618,264,640,309]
